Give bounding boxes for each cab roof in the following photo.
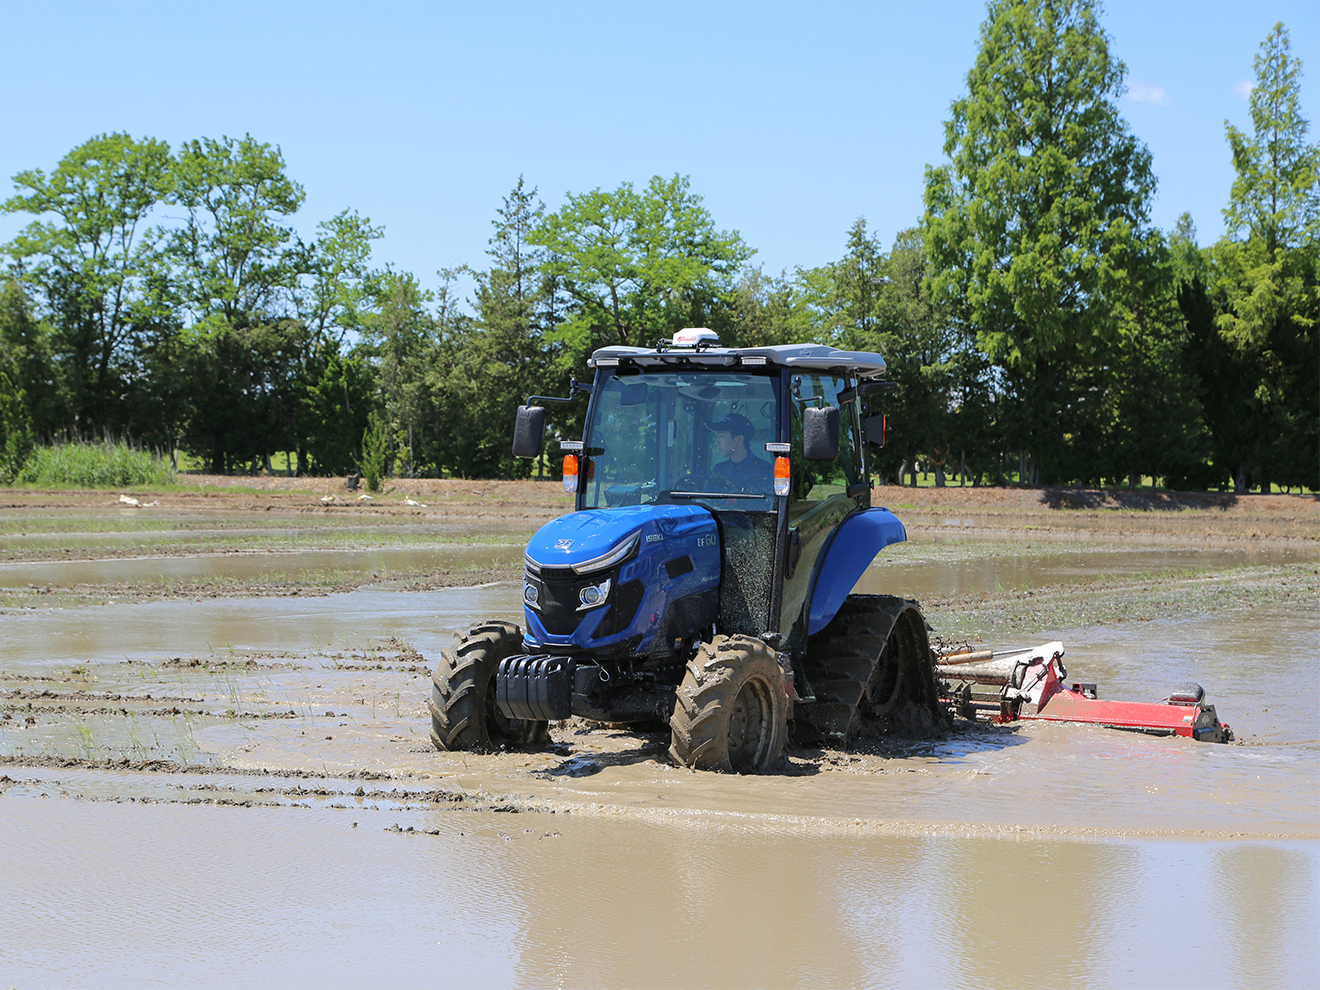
[587,341,888,379]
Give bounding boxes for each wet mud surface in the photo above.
[1,482,1316,987]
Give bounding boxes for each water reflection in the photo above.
[2,797,1315,989]
[1216,843,1319,989]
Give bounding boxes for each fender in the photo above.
[806,507,907,636]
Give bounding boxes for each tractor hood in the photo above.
[522,504,722,656]
[524,505,717,573]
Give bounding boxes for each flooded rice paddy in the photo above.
[0,498,1316,988]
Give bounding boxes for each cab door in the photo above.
[780,373,865,650]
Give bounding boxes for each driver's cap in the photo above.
[706,414,754,442]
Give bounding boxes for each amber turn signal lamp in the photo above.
[562,454,579,493]
[773,456,790,496]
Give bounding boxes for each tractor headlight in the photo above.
[577,578,611,610]
[523,581,540,608]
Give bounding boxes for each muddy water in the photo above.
[1,543,1317,987]
[856,541,1307,600]
[0,543,524,588]
[1,798,1315,988]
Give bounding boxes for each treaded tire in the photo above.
[428,621,549,751]
[669,635,789,773]
[799,594,944,742]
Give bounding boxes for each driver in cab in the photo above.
[707,414,774,494]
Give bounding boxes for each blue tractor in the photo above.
[428,330,944,772]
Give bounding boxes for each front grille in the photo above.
[532,569,594,635]
[595,580,645,639]
[536,566,577,582]
[527,567,643,640]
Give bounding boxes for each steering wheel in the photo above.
[672,473,713,492]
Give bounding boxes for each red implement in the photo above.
[937,643,1233,743]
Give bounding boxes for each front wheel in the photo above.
[669,635,789,773]
[428,621,549,751]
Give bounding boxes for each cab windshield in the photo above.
[581,371,778,510]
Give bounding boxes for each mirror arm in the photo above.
[526,376,592,407]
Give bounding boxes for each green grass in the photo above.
[16,441,176,489]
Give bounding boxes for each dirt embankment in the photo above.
[4,476,1316,542]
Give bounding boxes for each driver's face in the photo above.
[713,430,736,458]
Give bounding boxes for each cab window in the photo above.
[789,375,860,502]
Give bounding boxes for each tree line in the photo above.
[1,1,1315,492]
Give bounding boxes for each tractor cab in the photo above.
[516,331,903,657]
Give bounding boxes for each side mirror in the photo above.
[863,413,886,447]
[803,406,840,461]
[512,405,546,458]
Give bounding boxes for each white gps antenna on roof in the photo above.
[671,327,720,348]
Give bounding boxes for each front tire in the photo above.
[669,635,789,773]
[428,621,549,751]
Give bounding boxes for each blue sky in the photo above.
[2,1,1317,297]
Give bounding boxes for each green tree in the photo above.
[358,271,440,477]
[923,0,1157,483]
[0,279,59,439]
[167,135,306,333]
[297,208,385,348]
[726,266,815,348]
[360,412,389,492]
[1102,228,1210,489]
[164,136,312,473]
[531,174,752,366]
[178,320,310,474]
[460,179,560,476]
[0,368,34,483]
[869,228,991,487]
[818,218,889,350]
[2,133,172,433]
[1209,22,1318,491]
[297,346,374,476]
[1224,23,1319,256]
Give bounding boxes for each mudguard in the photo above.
[806,507,906,636]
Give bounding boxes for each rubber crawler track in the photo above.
[798,594,945,742]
